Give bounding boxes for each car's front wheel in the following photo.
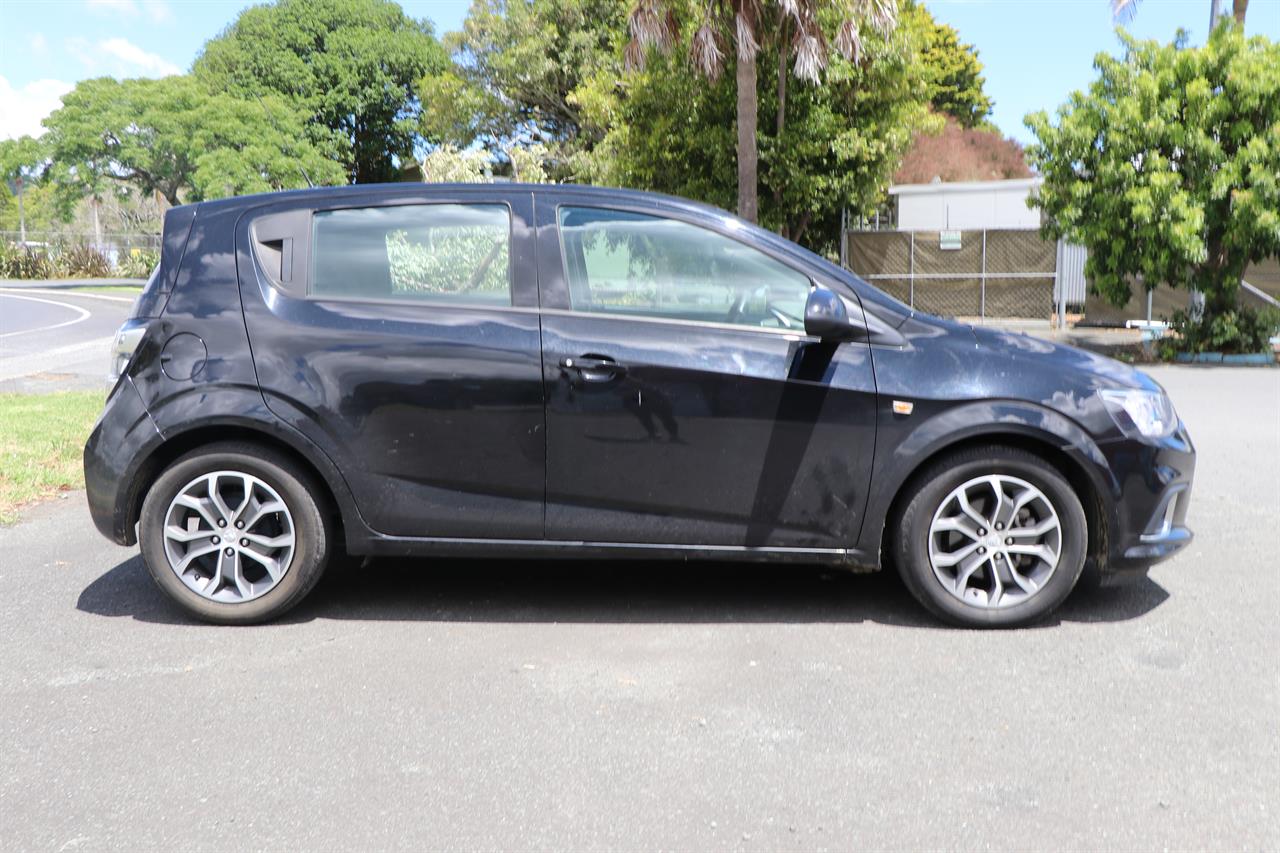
[894,445,1088,628]
[138,442,331,624]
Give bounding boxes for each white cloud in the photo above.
[85,0,172,22]
[143,0,172,23]
[86,0,139,13]
[0,76,74,140]
[98,37,182,76]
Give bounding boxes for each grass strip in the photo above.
[0,391,105,524]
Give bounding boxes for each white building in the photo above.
[888,177,1042,231]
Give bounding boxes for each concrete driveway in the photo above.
[1,366,1276,851]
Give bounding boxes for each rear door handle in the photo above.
[560,354,626,382]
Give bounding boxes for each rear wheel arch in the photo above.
[125,421,359,550]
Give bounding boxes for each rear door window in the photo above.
[312,203,511,305]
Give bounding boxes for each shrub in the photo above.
[0,243,54,279]
[117,248,160,279]
[1161,304,1280,357]
[53,244,113,278]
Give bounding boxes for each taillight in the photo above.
[107,319,149,386]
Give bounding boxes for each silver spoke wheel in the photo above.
[162,470,296,604]
[927,474,1062,609]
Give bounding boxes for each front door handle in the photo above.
[560,354,626,383]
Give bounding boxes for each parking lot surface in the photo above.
[1,365,1277,851]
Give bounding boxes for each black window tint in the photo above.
[311,204,511,305]
[558,206,810,328]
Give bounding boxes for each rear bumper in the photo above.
[84,377,161,545]
[1098,423,1196,576]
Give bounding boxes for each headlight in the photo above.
[107,320,148,386]
[1098,388,1179,440]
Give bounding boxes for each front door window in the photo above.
[557,206,810,329]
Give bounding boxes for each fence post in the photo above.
[980,229,987,319]
[908,231,915,308]
[1055,238,1065,329]
[839,208,847,268]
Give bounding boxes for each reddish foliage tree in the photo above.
[894,116,1031,184]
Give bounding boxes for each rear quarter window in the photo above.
[311,203,511,306]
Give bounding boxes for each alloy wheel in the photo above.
[927,474,1063,609]
[161,470,296,603]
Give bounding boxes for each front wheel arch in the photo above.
[877,432,1108,577]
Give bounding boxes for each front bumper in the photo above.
[84,376,162,545]
[1097,422,1196,575]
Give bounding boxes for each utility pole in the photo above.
[1208,0,1221,32]
[15,175,25,245]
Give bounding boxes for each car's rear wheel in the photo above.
[894,446,1087,628]
[139,442,331,624]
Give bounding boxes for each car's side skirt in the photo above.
[353,534,879,571]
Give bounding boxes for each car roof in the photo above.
[178,181,912,321]
[180,182,733,222]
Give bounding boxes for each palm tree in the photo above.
[626,0,898,223]
[1111,0,1248,30]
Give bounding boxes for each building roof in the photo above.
[888,177,1042,197]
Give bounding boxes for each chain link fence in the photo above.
[845,229,1059,320]
[1,231,162,252]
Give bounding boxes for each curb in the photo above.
[0,278,146,289]
[1172,352,1276,365]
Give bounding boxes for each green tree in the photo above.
[419,0,628,180]
[0,136,43,186]
[194,0,448,184]
[625,0,900,223]
[906,2,992,127]
[606,5,932,250]
[0,135,46,240]
[1025,26,1280,320]
[43,76,345,206]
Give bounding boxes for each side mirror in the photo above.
[804,286,858,341]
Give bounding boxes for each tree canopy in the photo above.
[22,0,997,258]
[42,75,346,206]
[622,0,902,223]
[598,2,934,250]
[418,0,628,181]
[1025,25,1280,315]
[194,0,449,183]
[907,1,993,128]
[895,116,1029,183]
[422,0,959,252]
[0,136,44,186]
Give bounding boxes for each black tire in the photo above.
[893,445,1088,628]
[139,442,332,624]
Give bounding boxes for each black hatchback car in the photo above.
[85,184,1195,627]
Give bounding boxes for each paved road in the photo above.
[1,366,1277,851]
[0,286,136,393]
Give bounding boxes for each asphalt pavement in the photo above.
[0,283,137,393]
[1,366,1277,851]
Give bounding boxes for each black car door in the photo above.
[534,192,879,549]
[238,188,545,539]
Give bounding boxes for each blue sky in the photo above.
[1,0,1277,144]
